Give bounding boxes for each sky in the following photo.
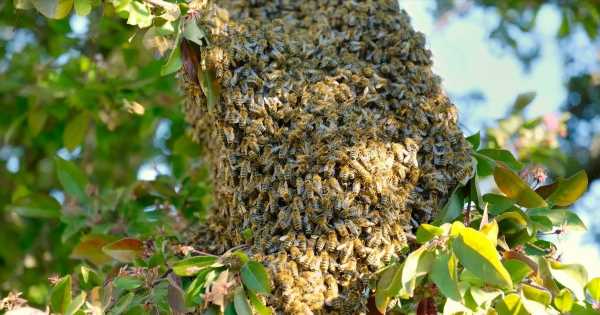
[400,1,600,277]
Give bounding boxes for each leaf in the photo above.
[586,277,600,302]
[401,246,434,297]
[205,271,235,312]
[430,252,461,301]
[65,292,86,315]
[27,107,48,137]
[73,0,90,15]
[477,149,523,172]
[479,220,499,248]
[493,163,547,208]
[233,288,252,315]
[183,17,208,46]
[198,68,220,114]
[433,185,465,224]
[527,208,586,231]
[173,256,218,277]
[50,275,72,314]
[31,0,73,19]
[71,234,115,266]
[224,302,237,315]
[502,259,533,284]
[548,260,588,300]
[185,267,213,306]
[536,257,560,296]
[9,194,61,218]
[126,1,152,28]
[546,170,588,207]
[247,290,272,315]
[483,193,515,215]
[416,297,437,315]
[416,224,444,244]
[495,294,530,315]
[55,156,88,202]
[571,302,599,315]
[102,238,144,263]
[512,92,537,113]
[240,261,272,294]
[469,287,501,307]
[452,227,513,289]
[167,273,192,314]
[466,131,481,149]
[375,263,402,312]
[112,292,134,315]
[63,111,90,151]
[472,151,497,177]
[161,46,182,76]
[521,284,551,305]
[113,276,143,290]
[553,288,574,313]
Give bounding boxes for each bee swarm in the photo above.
[182,1,473,314]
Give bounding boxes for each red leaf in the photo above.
[416,298,437,315]
[102,238,144,263]
[71,234,116,266]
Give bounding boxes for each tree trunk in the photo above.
[181,1,472,313]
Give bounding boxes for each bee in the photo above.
[339,258,357,274]
[333,220,349,238]
[319,251,330,272]
[366,249,383,269]
[296,234,308,252]
[324,274,339,306]
[339,165,355,182]
[349,159,372,184]
[345,219,361,236]
[326,230,338,252]
[327,177,343,194]
[296,177,305,195]
[336,239,354,263]
[278,180,291,202]
[223,126,235,144]
[276,210,291,230]
[289,246,302,261]
[292,209,302,231]
[299,247,315,270]
[367,230,383,248]
[239,160,251,179]
[315,235,327,252]
[312,174,323,196]
[280,232,296,250]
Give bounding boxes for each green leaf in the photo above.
[416,224,444,244]
[233,288,252,315]
[483,193,515,215]
[102,238,144,263]
[50,275,72,314]
[63,111,90,151]
[27,106,48,137]
[55,156,88,202]
[527,208,586,231]
[469,286,501,308]
[240,261,272,294]
[247,290,271,315]
[198,68,220,114]
[79,266,101,289]
[546,170,588,207]
[173,256,218,277]
[466,131,481,149]
[31,0,73,19]
[70,234,115,266]
[493,163,547,208]
[401,246,434,297]
[473,151,497,177]
[571,302,599,315]
[522,284,551,305]
[554,288,574,313]
[161,46,182,76]
[478,149,523,172]
[558,11,571,38]
[452,227,513,289]
[496,211,529,235]
[224,302,237,315]
[433,185,465,224]
[495,294,530,315]
[183,17,208,46]
[10,194,61,218]
[114,276,143,290]
[502,259,532,284]
[126,1,152,28]
[536,257,560,296]
[586,277,600,302]
[512,92,537,113]
[65,292,86,315]
[430,252,461,301]
[377,262,403,297]
[548,260,588,300]
[73,0,90,15]
[112,292,134,315]
[185,268,213,306]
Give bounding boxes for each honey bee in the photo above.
[326,231,338,252]
[327,177,343,194]
[223,126,235,144]
[319,251,330,272]
[324,274,339,306]
[296,234,308,252]
[333,220,349,238]
[315,235,327,252]
[345,219,361,236]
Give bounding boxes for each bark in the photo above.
[181,1,472,314]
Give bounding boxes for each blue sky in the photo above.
[400,1,600,277]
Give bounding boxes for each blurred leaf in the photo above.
[586,277,600,301]
[233,288,252,315]
[240,261,271,294]
[50,275,72,314]
[433,185,465,224]
[161,46,182,76]
[493,163,547,208]
[31,0,73,19]
[483,193,515,215]
[55,156,88,202]
[534,182,558,199]
[472,152,497,177]
[73,0,91,15]
[430,251,461,301]
[172,255,218,277]
[183,17,208,47]
[375,263,401,312]
[79,266,101,289]
[112,292,134,315]
[415,224,444,244]
[102,238,144,263]
[546,170,588,207]
[63,112,90,151]
[27,107,48,137]
[10,194,61,218]
[224,302,237,315]
[477,149,522,171]
[502,259,532,284]
[466,131,481,149]
[198,68,220,114]
[548,260,588,300]
[558,11,571,38]
[247,290,271,315]
[401,246,434,297]
[65,292,86,315]
[167,273,191,314]
[114,276,143,290]
[512,92,536,113]
[527,208,586,231]
[71,234,116,266]
[554,288,574,313]
[452,227,512,289]
[495,294,529,315]
[185,267,213,306]
[522,284,551,305]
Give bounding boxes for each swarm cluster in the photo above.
[182,1,472,313]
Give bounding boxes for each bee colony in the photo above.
[182,0,473,313]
